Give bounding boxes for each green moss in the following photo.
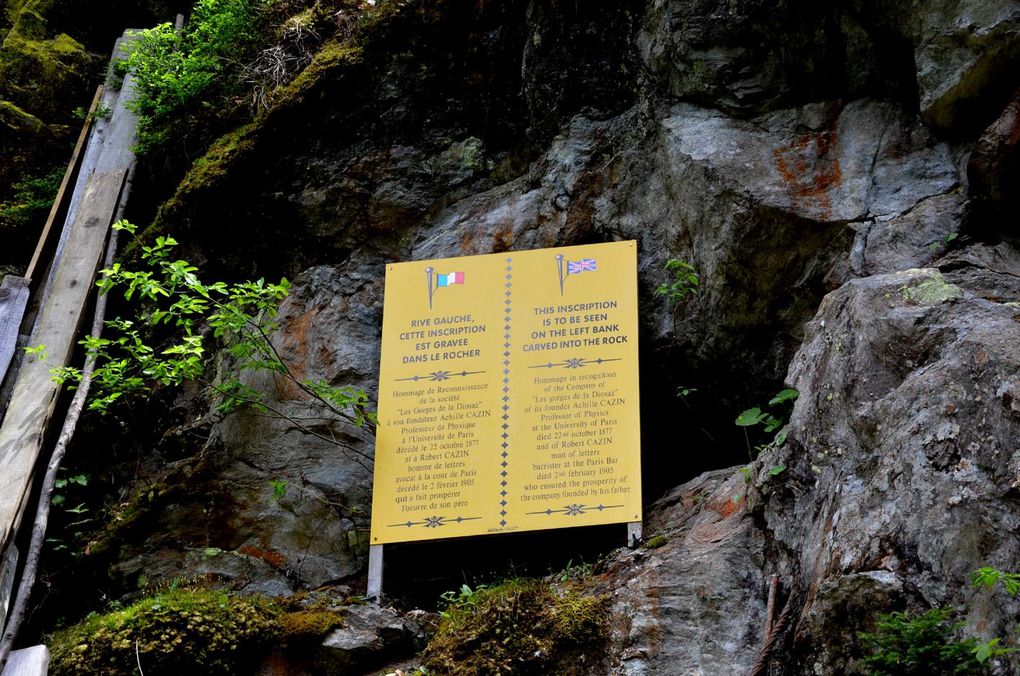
[422,579,608,675]
[643,534,668,549]
[49,588,348,675]
[269,38,362,111]
[278,608,345,644]
[0,164,60,231]
[0,98,43,133]
[179,123,258,194]
[49,589,279,675]
[0,31,92,114]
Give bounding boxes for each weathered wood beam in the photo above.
[0,280,29,391]
[1,645,48,676]
[0,168,127,559]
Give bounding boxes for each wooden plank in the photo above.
[33,32,136,312]
[0,169,127,555]
[0,546,14,631]
[0,278,29,390]
[2,645,48,676]
[24,85,104,284]
[367,544,384,600]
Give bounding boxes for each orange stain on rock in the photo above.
[773,131,842,220]
[276,307,319,399]
[238,545,287,568]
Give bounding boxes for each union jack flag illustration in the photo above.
[567,258,597,274]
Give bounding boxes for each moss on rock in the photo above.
[49,589,279,675]
[49,588,348,675]
[0,0,98,262]
[0,98,43,133]
[278,607,346,645]
[643,534,668,549]
[421,578,608,675]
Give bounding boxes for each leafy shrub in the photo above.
[42,220,374,466]
[655,258,699,312]
[125,0,268,152]
[735,387,798,459]
[857,608,982,675]
[973,567,1020,598]
[0,168,63,232]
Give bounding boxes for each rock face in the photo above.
[598,469,768,675]
[909,0,1020,132]
[81,0,1020,672]
[759,266,1020,672]
[0,0,97,261]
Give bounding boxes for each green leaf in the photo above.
[768,465,786,476]
[112,219,137,234]
[762,414,783,433]
[972,567,1000,589]
[735,407,765,427]
[768,388,799,406]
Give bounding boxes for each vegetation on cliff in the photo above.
[421,578,608,675]
[49,587,346,675]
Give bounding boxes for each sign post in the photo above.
[368,241,642,598]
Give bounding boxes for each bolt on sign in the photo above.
[370,241,641,544]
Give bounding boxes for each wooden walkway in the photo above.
[0,31,139,653]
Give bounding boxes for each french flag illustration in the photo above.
[435,271,465,287]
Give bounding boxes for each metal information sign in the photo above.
[370,241,642,545]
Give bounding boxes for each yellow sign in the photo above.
[370,241,641,544]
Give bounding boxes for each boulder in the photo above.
[757,264,1020,671]
[311,604,421,675]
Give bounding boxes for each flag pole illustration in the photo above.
[555,254,597,295]
[426,267,465,307]
[426,266,434,308]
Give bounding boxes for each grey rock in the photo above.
[107,264,382,593]
[636,0,845,116]
[120,95,968,592]
[597,468,767,674]
[939,241,1020,301]
[758,265,1020,671]
[966,88,1020,236]
[313,604,419,675]
[910,0,1020,131]
[801,571,909,675]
